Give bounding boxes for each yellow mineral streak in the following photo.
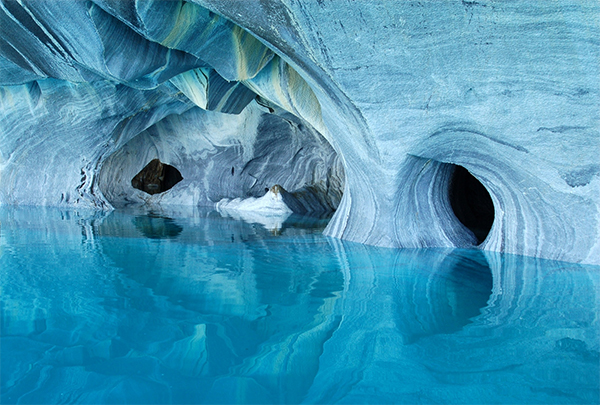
[232,26,273,81]
[286,65,325,132]
[169,68,209,109]
[161,2,218,49]
[243,58,326,133]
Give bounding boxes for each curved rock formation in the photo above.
[0,0,598,263]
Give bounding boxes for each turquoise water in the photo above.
[1,206,598,404]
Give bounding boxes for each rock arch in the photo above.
[0,1,598,263]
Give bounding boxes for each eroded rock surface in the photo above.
[0,0,598,263]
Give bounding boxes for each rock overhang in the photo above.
[0,0,598,264]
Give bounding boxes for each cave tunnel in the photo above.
[131,159,183,195]
[449,165,495,244]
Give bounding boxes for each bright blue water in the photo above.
[1,206,598,404]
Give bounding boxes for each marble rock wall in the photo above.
[97,102,342,210]
[195,0,600,264]
[0,0,598,263]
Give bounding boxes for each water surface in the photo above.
[1,206,598,404]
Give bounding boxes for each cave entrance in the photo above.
[449,165,494,244]
[131,159,183,195]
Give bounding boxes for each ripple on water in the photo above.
[0,206,598,404]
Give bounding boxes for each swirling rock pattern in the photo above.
[1,207,598,403]
[0,0,598,263]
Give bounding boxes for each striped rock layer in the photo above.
[0,0,598,264]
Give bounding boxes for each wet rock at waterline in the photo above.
[217,185,293,216]
[217,183,337,219]
[0,1,598,264]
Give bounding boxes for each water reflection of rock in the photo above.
[92,212,345,403]
[305,242,600,404]
[1,207,598,404]
[217,206,332,235]
[132,214,183,239]
[394,249,493,344]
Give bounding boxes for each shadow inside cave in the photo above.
[131,159,183,195]
[449,165,495,244]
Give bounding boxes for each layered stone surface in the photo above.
[0,0,598,263]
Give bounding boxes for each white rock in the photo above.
[216,186,293,232]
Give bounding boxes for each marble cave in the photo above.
[0,0,599,265]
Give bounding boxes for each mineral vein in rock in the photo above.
[0,0,598,264]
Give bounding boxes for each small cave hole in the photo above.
[449,165,494,244]
[131,159,183,195]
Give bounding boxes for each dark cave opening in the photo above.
[449,165,494,244]
[131,159,183,195]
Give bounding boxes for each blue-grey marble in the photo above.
[0,0,598,263]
